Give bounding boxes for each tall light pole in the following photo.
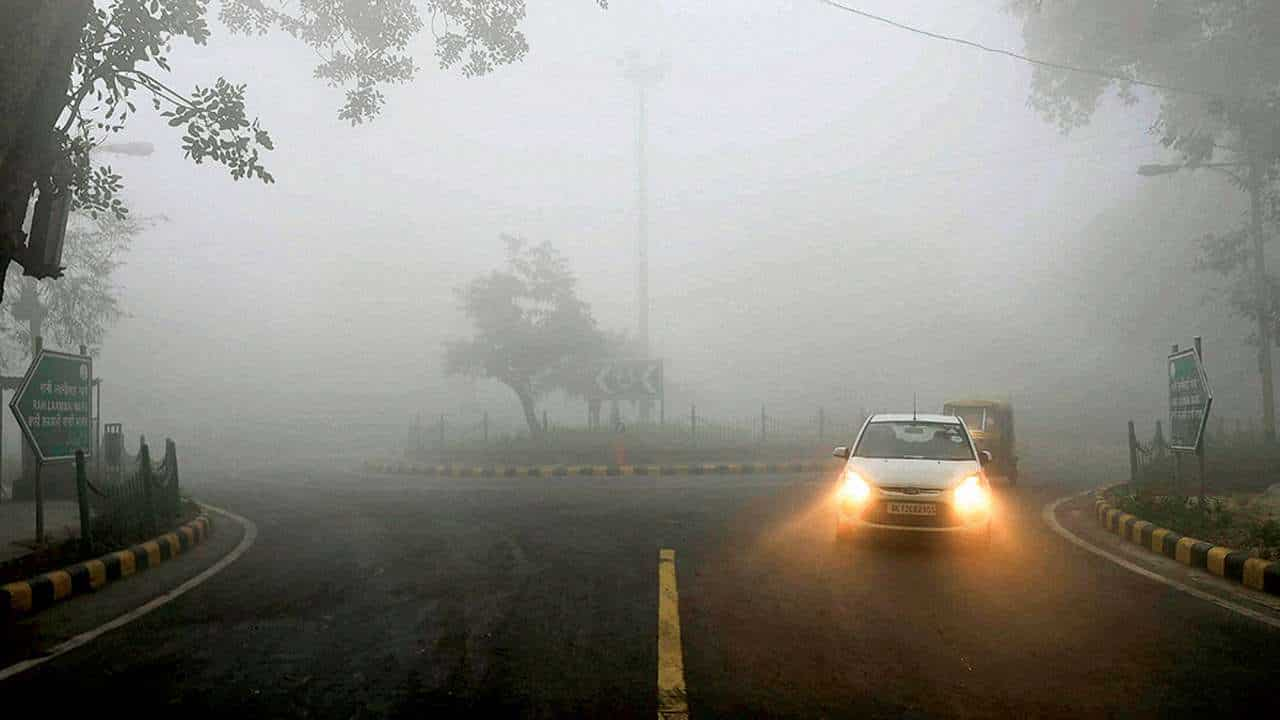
[621,50,667,422]
[1139,160,1275,441]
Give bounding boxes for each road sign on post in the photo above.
[1168,345,1212,453]
[10,348,93,463]
[592,359,663,401]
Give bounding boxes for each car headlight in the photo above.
[954,475,989,513]
[839,471,871,503]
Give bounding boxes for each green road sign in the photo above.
[1168,347,1212,452]
[592,359,664,400]
[10,349,93,463]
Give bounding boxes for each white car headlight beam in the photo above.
[840,470,871,503]
[954,474,989,513]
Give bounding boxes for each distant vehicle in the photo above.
[832,413,993,542]
[942,399,1018,486]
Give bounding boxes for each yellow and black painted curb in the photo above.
[0,514,213,619]
[365,460,832,478]
[1094,497,1279,596]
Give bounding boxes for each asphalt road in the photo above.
[4,466,1280,718]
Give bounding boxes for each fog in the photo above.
[13,1,1258,476]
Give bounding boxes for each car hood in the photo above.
[846,457,981,490]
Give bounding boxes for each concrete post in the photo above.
[690,404,696,447]
[75,449,90,556]
[139,440,155,537]
[1128,421,1139,486]
[33,460,43,544]
[166,438,180,523]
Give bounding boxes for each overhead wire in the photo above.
[813,0,1261,102]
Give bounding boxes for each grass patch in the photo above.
[1115,434,1280,559]
[1109,488,1280,560]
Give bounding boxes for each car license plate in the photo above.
[887,502,937,516]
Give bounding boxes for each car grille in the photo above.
[878,487,944,496]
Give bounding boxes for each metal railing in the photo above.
[408,405,870,459]
[88,436,181,549]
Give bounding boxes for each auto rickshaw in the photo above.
[942,399,1018,486]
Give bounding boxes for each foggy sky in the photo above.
[27,1,1252,465]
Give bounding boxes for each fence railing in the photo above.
[408,406,870,459]
[1126,416,1267,491]
[88,436,182,550]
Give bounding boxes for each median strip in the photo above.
[0,514,213,619]
[366,460,830,478]
[657,548,689,720]
[1094,497,1280,596]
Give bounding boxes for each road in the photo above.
[4,466,1280,718]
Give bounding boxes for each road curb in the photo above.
[1093,496,1280,596]
[364,460,832,478]
[0,514,214,619]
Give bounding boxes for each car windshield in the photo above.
[854,421,975,460]
[950,407,986,432]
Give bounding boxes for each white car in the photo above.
[833,413,993,541]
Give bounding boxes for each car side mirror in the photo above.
[832,446,850,459]
[979,450,993,466]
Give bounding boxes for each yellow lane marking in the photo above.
[657,549,689,720]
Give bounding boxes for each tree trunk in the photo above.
[514,387,542,437]
[0,0,92,300]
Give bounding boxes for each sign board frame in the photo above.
[9,348,93,464]
[592,358,664,401]
[1168,346,1212,453]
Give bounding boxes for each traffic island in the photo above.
[0,513,213,620]
[365,459,832,478]
[1093,496,1280,596]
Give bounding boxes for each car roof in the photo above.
[868,413,962,424]
[943,399,1007,408]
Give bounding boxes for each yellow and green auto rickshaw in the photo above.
[943,399,1018,486]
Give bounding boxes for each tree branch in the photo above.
[119,69,198,110]
[59,68,103,135]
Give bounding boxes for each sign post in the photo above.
[1168,338,1212,503]
[1195,337,1206,503]
[9,345,93,544]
